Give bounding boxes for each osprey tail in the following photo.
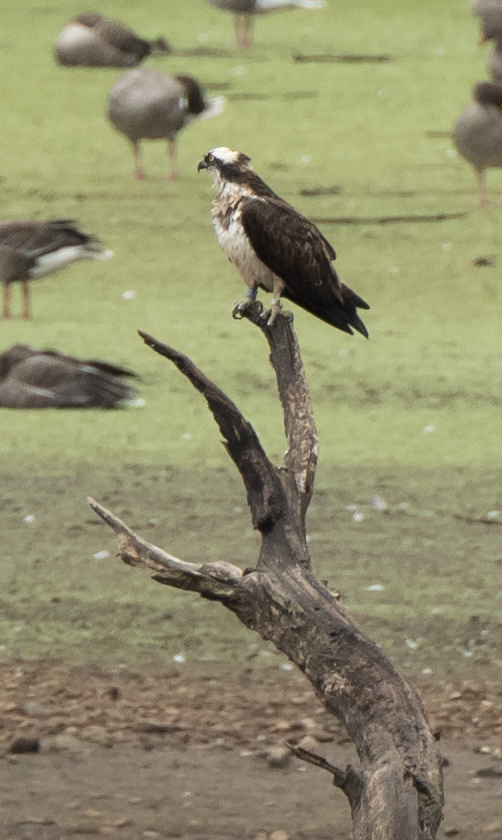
[334,284,370,338]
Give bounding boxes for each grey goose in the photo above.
[54,12,170,68]
[453,81,502,204]
[0,220,113,319]
[471,2,502,81]
[0,344,139,409]
[205,0,325,49]
[107,70,225,181]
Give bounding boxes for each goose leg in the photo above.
[476,168,488,206]
[235,15,252,49]
[132,140,146,180]
[234,16,243,49]
[167,140,178,181]
[21,281,31,319]
[242,14,253,49]
[2,282,11,319]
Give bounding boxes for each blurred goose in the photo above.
[107,69,225,180]
[471,0,502,13]
[0,220,113,319]
[471,3,502,81]
[54,11,170,67]
[453,81,502,204]
[0,344,139,409]
[205,0,325,49]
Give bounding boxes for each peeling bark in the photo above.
[90,303,444,839]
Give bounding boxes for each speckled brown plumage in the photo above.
[198,147,369,336]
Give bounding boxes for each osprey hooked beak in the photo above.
[197,158,208,171]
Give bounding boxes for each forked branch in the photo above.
[87,496,243,597]
[89,310,444,840]
[139,326,284,532]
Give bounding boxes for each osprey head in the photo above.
[197,147,252,182]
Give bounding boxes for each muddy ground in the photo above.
[0,661,501,840]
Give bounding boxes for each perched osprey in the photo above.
[197,147,370,337]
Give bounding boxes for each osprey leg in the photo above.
[262,277,285,326]
[232,286,258,319]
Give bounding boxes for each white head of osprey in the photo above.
[197,147,370,337]
[206,147,241,164]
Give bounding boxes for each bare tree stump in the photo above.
[89,303,444,839]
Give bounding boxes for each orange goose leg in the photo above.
[167,140,178,181]
[476,169,488,206]
[21,281,31,319]
[2,283,12,319]
[234,16,242,49]
[132,140,146,180]
[242,14,253,49]
[235,15,253,49]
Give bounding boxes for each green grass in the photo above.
[1,0,501,680]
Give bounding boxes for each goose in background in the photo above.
[0,220,113,319]
[107,70,225,180]
[453,81,502,204]
[205,0,325,49]
[471,3,502,81]
[54,12,170,67]
[471,0,502,16]
[0,344,140,409]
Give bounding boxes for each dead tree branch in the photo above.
[90,307,444,839]
[87,497,243,597]
[138,323,284,532]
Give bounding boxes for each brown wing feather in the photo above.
[240,197,369,336]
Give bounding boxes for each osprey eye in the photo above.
[208,154,215,162]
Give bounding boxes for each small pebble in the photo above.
[8,736,40,754]
[266,745,291,768]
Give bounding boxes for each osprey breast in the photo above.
[212,200,276,292]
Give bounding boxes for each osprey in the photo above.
[198,147,369,337]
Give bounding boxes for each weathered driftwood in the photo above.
[89,303,444,839]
